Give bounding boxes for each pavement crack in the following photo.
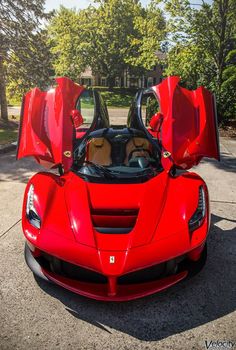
[0,219,21,239]
[210,199,236,205]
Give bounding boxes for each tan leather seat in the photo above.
[125,137,151,165]
[86,137,112,166]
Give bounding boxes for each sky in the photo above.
[45,0,151,11]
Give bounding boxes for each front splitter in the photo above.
[42,268,188,302]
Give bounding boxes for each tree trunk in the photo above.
[107,76,115,90]
[216,0,229,93]
[0,56,8,121]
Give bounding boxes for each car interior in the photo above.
[72,89,162,180]
[85,135,152,167]
[72,127,162,183]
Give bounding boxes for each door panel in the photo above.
[17,77,84,172]
[152,76,220,170]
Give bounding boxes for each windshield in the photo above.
[73,130,162,183]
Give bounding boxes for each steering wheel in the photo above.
[128,148,153,169]
[128,147,152,161]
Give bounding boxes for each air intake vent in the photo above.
[91,208,139,234]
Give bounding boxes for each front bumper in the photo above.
[25,243,192,301]
[43,268,188,302]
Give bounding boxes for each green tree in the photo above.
[165,44,215,89]
[48,1,142,87]
[48,6,86,81]
[164,0,236,120]
[219,49,236,120]
[127,0,166,70]
[7,30,53,101]
[81,0,144,87]
[48,0,166,88]
[0,0,50,120]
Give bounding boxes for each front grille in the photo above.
[118,255,187,284]
[38,252,107,284]
[37,251,186,286]
[118,262,166,284]
[91,208,139,234]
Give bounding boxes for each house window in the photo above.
[81,78,92,86]
[115,77,120,87]
[101,78,107,86]
[147,77,154,87]
[130,77,139,88]
[144,77,147,87]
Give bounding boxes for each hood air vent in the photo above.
[91,208,139,234]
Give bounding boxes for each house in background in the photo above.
[78,51,166,88]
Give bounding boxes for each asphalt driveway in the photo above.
[0,138,235,350]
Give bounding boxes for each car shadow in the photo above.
[200,152,236,174]
[35,212,236,341]
[0,151,52,183]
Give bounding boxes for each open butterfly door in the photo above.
[152,76,220,170]
[17,77,84,172]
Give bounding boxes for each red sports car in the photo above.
[17,76,220,301]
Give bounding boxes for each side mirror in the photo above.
[70,109,83,129]
[149,112,163,132]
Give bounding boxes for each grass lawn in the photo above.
[95,87,136,108]
[7,87,136,109]
[9,115,20,121]
[74,87,136,108]
[0,128,18,145]
[7,96,21,106]
[0,117,19,145]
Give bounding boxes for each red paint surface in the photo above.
[17,77,84,172]
[22,170,209,300]
[18,76,218,300]
[152,76,220,169]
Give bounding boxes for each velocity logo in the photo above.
[205,340,236,349]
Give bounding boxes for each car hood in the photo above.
[64,171,169,251]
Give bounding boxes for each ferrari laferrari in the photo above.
[17,76,220,301]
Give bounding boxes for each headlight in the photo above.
[26,184,41,229]
[188,186,206,233]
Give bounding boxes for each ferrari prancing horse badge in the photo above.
[109,256,115,264]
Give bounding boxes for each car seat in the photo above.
[86,137,112,166]
[125,137,152,165]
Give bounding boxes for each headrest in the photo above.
[133,137,145,147]
[91,137,104,147]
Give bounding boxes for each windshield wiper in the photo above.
[78,160,160,180]
[82,161,118,178]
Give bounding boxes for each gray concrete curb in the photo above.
[0,142,17,155]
